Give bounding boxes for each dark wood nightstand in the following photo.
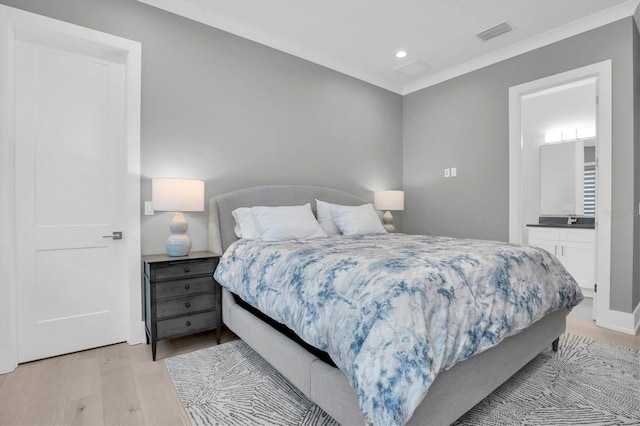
[143,251,222,361]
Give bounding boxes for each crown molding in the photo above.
[137,0,403,93]
[139,0,639,96]
[403,0,640,94]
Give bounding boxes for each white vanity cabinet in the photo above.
[528,227,596,297]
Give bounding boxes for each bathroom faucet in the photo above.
[567,215,578,225]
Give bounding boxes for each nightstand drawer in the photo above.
[155,276,214,299]
[156,311,217,339]
[156,293,216,319]
[150,260,216,281]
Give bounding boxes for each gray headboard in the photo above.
[208,185,368,253]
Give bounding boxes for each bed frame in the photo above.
[208,185,567,425]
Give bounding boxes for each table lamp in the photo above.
[152,178,204,256]
[374,190,404,233]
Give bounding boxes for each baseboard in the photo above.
[597,306,638,335]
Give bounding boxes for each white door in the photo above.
[13,25,129,362]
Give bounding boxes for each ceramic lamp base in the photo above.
[166,234,192,256]
[382,211,395,233]
[166,212,192,256]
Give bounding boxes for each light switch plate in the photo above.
[451,167,457,177]
[144,201,154,215]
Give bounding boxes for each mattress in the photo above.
[233,293,337,367]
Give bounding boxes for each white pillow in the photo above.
[231,207,260,239]
[315,199,341,234]
[331,203,386,236]
[251,204,327,241]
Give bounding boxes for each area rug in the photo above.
[164,334,639,425]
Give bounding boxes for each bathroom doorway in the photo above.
[508,61,613,327]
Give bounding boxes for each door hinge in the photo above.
[594,283,597,293]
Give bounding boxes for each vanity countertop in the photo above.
[526,216,595,229]
[526,223,595,229]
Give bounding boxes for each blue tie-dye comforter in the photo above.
[214,233,583,425]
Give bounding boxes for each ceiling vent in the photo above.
[394,60,433,78]
[476,22,512,41]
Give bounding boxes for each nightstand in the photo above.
[143,251,222,361]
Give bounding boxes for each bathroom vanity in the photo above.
[528,217,596,299]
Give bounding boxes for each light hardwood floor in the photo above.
[565,316,639,350]
[0,328,237,426]
[0,321,637,425]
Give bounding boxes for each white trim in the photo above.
[0,5,142,374]
[508,60,636,334]
[133,321,147,345]
[508,85,523,246]
[0,6,19,375]
[125,37,144,346]
[596,306,639,335]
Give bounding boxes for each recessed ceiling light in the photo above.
[395,50,408,58]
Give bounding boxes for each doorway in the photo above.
[522,79,598,320]
[508,61,614,329]
[0,5,143,373]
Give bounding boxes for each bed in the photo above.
[208,185,581,425]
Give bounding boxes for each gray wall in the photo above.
[1,0,403,255]
[403,18,638,313]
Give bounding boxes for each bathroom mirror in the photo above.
[540,140,591,216]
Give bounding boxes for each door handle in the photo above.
[102,231,123,240]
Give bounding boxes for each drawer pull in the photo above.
[185,283,190,290]
[184,267,190,273]
[185,302,191,308]
[186,321,191,327]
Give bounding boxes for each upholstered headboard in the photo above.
[208,185,368,254]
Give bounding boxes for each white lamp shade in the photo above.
[374,190,404,211]
[152,178,204,212]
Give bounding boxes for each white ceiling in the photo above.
[139,0,639,95]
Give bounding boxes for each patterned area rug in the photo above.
[164,334,640,425]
